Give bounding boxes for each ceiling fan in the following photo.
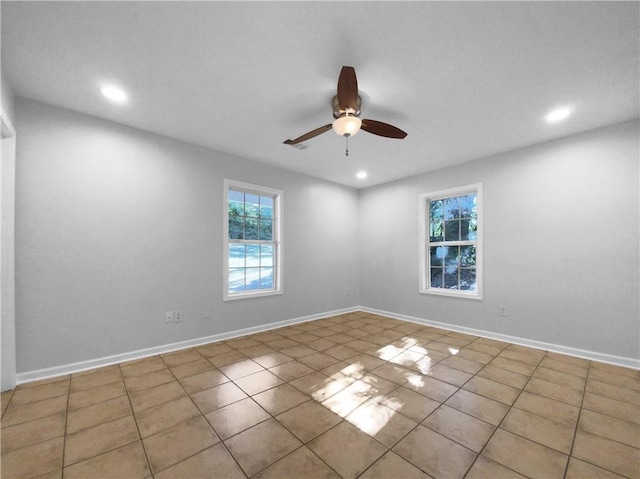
[284,66,407,155]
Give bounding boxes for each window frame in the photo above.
[418,183,483,300]
[223,179,283,301]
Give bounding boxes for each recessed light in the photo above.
[356,171,367,179]
[100,85,128,104]
[546,107,571,123]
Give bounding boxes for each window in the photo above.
[223,179,282,300]
[419,184,482,299]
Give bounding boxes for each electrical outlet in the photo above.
[499,306,508,317]
[165,311,173,323]
[174,311,183,322]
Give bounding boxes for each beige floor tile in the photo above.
[389,350,426,370]
[422,405,495,452]
[1,389,14,416]
[224,418,302,477]
[501,407,575,454]
[589,368,640,391]
[424,363,473,387]
[64,415,139,466]
[266,337,300,350]
[128,380,185,412]
[143,415,219,473]
[70,367,122,392]
[533,366,586,391]
[1,395,67,427]
[208,350,248,368]
[393,425,476,479]
[308,421,386,479]
[179,368,229,394]
[227,337,262,349]
[123,369,174,393]
[236,344,275,358]
[197,342,234,357]
[346,353,386,372]
[499,347,545,366]
[307,338,337,352]
[402,373,459,402]
[154,443,246,479]
[524,377,583,406]
[206,397,270,439]
[0,436,64,479]
[252,352,293,368]
[269,360,315,381]
[191,382,247,414]
[68,379,127,410]
[298,352,340,370]
[321,360,367,381]
[290,371,347,402]
[590,362,639,379]
[161,349,203,367]
[276,400,342,443]
[219,358,264,380]
[380,386,440,422]
[280,344,317,358]
[63,441,150,479]
[322,379,385,418]
[324,345,359,361]
[288,332,320,344]
[233,369,284,396]
[512,391,580,426]
[346,399,418,448]
[477,365,529,389]
[1,412,66,453]
[463,376,520,405]
[438,355,485,375]
[565,457,628,479]
[253,445,339,479]
[587,378,640,405]
[445,389,509,426]
[359,451,431,479]
[482,429,568,479]
[465,456,527,479]
[324,333,356,345]
[135,396,201,438]
[370,364,415,385]
[32,469,62,479]
[10,381,69,406]
[544,352,590,368]
[465,341,506,357]
[170,357,214,379]
[16,376,69,390]
[120,356,167,378]
[251,332,285,343]
[66,395,133,434]
[578,408,640,448]
[456,348,495,365]
[252,383,309,415]
[539,357,589,377]
[489,356,537,376]
[572,429,640,479]
[583,392,640,424]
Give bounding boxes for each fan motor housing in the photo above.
[332,95,361,119]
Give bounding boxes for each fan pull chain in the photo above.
[345,134,349,156]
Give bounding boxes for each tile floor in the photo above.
[1,312,639,479]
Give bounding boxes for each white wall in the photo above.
[359,119,639,361]
[15,98,359,373]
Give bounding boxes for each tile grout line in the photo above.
[118,362,160,479]
[561,358,591,479]
[460,347,547,479]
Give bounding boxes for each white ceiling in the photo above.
[2,1,638,188]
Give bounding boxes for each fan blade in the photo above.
[283,124,332,145]
[337,66,358,111]
[361,119,408,139]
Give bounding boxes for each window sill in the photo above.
[420,289,483,300]
[224,290,283,302]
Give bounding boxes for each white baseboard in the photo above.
[361,306,640,370]
[15,306,359,385]
[16,304,638,385]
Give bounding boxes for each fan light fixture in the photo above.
[332,112,362,137]
[100,85,128,104]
